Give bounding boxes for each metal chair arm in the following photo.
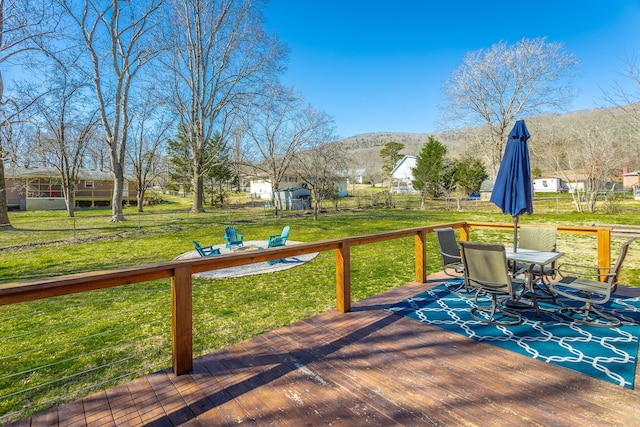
[558,263,615,280]
[439,250,461,261]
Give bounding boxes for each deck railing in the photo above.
[0,221,612,376]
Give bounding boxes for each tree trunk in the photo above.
[0,160,11,228]
[273,184,279,217]
[0,67,11,229]
[191,170,204,213]
[137,189,145,213]
[111,163,126,221]
[312,186,319,220]
[570,191,583,213]
[66,192,75,218]
[587,192,597,213]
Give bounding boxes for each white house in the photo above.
[337,169,366,185]
[390,155,417,193]
[249,178,275,200]
[250,176,348,201]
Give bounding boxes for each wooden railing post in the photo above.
[336,241,351,313]
[597,228,611,281]
[460,223,471,241]
[172,266,193,375]
[415,229,427,283]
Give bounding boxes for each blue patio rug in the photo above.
[386,279,640,389]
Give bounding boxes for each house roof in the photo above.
[5,166,122,181]
[479,179,494,192]
[390,155,417,176]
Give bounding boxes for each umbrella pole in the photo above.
[513,215,519,252]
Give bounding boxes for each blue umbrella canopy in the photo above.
[489,120,533,251]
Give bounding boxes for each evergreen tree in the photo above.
[167,124,193,194]
[380,141,405,178]
[412,136,448,199]
[204,150,232,207]
[167,124,229,201]
[452,155,488,195]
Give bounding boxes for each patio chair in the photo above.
[267,226,290,265]
[193,241,221,257]
[550,237,636,327]
[224,226,244,249]
[460,241,527,326]
[516,226,558,299]
[268,226,290,247]
[435,227,467,294]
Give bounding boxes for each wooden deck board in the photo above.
[8,274,640,426]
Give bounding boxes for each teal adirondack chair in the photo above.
[224,226,244,249]
[267,226,290,265]
[193,241,221,257]
[268,226,290,248]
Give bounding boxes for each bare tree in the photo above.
[549,114,622,213]
[18,66,99,217]
[0,111,31,166]
[441,37,578,176]
[229,126,246,193]
[165,0,286,213]
[0,0,56,227]
[57,0,164,221]
[601,53,640,174]
[292,127,343,220]
[84,134,110,171]
[243,85,331,216]
[361,153,383,186]
[602,54,640,133]
[127,87,174,212]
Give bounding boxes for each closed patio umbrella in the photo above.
[489,120,533,252]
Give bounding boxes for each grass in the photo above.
[2,195,640,423]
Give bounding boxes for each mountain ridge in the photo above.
[331,106,638,182]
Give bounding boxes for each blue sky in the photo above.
[264,1,640,139]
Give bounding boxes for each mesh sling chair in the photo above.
[435,228,467,294]
[516,226,558,300]
[460,241,527,326]
[550,238,636,327]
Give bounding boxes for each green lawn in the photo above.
[2,197,640,423]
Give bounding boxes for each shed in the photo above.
[273,187,311,210]
[479,180,494,201]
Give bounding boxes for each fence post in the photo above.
[336,240,351,313]
[172,266,193,375]
[415,229,427,283]
[597,227,611,281]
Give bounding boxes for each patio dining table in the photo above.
[505,247,564,317]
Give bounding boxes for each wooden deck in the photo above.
[10,274,640,426]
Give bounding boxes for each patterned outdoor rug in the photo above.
[387,280,640,389]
